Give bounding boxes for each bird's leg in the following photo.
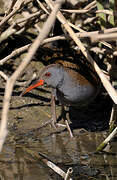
[51,90,66,129]
[51,90,57,129]
[51,90,73,137]
[62,106,74,138]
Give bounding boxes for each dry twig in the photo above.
[83,0,96,10]
[61,9,113,15]
[36,0,49,14]
[0,10,41,43]
[91,32,117,42]
[0,44,30,65]
[0,0,32,28]
[97,127,117,151]
[0,71,8,81]
[24,148,73,180]
[1,25,117,65]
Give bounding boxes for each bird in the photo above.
[21,61,100,137]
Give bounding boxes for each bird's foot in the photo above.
[40,118,65,130]
[41,118,73,138]
[53,120,73,138]
[51,117,57,130]
[50,119,66,128]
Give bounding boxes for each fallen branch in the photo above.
[36,0,49,14]
[61,9,113,15]
[61,0,96,14]
[0,11,41,43]
[0,71,8,81]
[109,104,117,132]
[96,127,117,151]
[83,0,96,10]
[24,148,73,180]
[0,0,32,29]
[0,25,16,43]
[91,32,117,42]
[0,25,117,65]
[0,44,30,65]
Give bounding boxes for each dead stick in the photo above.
[109,104,117,132]
[1,27,117,65]
[61,9,113,15]
[91,32,117,42]
[0,71,8,81]
[0,11,41,43]
[76,27,117,37]
[96,127,117,151]
[0,0,24,28]
[0,44,30,65]
[84,0,96,10]
[36,0,49,14]
[64,168,73,180]
[24,148,73,179]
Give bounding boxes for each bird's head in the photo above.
[21,64,64,96]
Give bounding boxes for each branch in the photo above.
[97,127,117,151]
[0,0,24,28]
[0,11,41,43]
[61,9,113,15]
[0,44,30,65]
[91,32,117,42]
[24,148,73,180]
[0,71,8,81]
[36,0,49,14]
[1,26,117,65]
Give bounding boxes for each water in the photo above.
[0,130,117,180]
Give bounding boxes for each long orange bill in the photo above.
[21,79,44,96]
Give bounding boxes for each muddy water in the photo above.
[0,132,117,179]
[0,83,117,180]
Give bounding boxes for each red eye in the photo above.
[44,72,51,77]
